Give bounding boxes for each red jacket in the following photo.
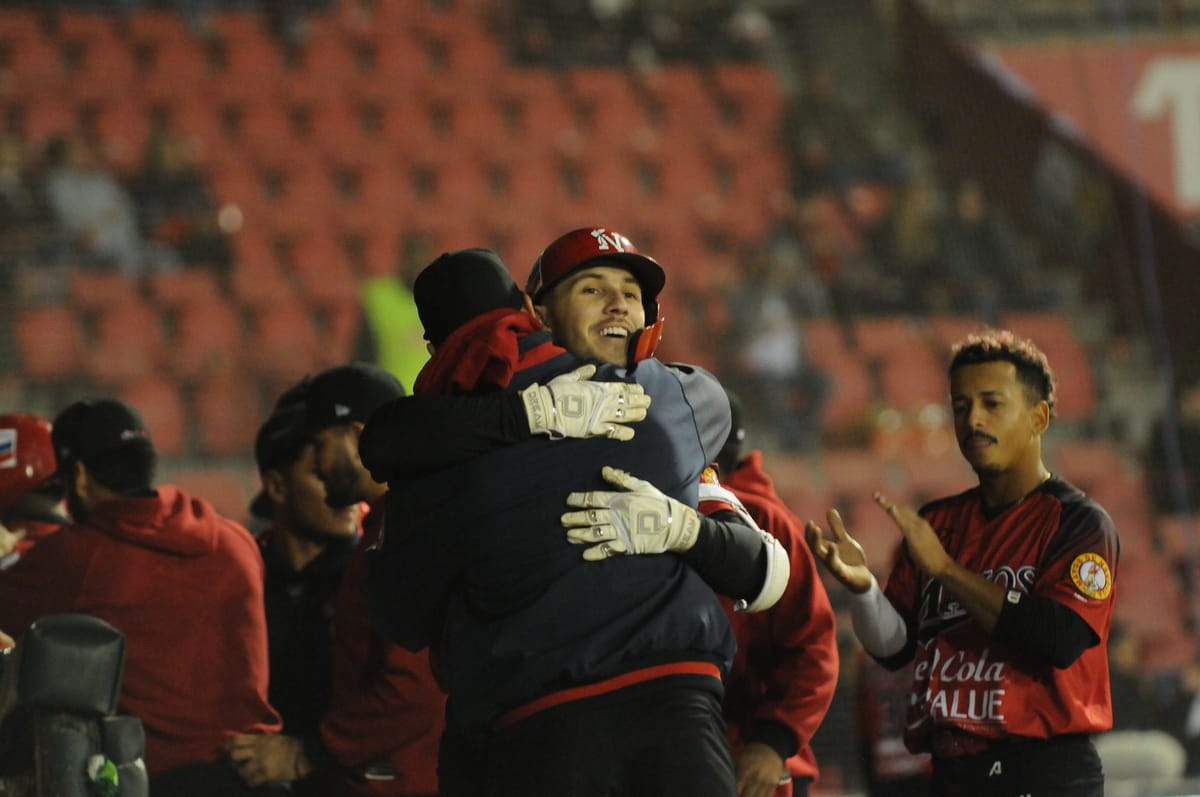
[319,499,445,795]
[0,487,281,774]
[719,452,839,786]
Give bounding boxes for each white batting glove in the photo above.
[562,466,701,560]
[520,365,651,442]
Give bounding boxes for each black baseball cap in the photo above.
[51,398,153,473]
[249,403,311,519]
[413,248,526,346]
[304,362,406,434]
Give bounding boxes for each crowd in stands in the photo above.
[3,0,1200,793]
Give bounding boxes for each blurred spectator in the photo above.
[870,174,945,313]
[0,134,54,257]
[938,177,1059,317]
[0,133,57,294]
[1144,381,1200,515]
[782,67,882,197]
[1093,623,1186,781]
[40,134,178,277]
[131,130,232,273]
[726,239,829,452]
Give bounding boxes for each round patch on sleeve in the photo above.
[1069,553,1113,600]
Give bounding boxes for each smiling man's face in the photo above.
[536,264,646,366]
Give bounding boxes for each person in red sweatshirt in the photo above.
[0,398,282,795]
[701,390,839,797]
[0,412,68,569]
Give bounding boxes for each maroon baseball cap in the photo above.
[525,227,665,322]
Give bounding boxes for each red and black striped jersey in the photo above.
[884,477,1118,752]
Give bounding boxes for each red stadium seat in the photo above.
[233,102,305,172]
[116,374,187,458]
[564,67,649,156]
[147,268,224,310]
[366,29,429,102]
[286,19,366,104]
[208,20,288,105]
[305,98,386,169]
[897,451,975,504]
[2,35,68,100]
[89,97,154,174]
[637,65,721,140]
[998,311,1096,421]
[756,452,831,522]
[877,346,949,412]
[85,298,168,386]
[1048,440,1125,491]
[20,94,76,145]
[167,464,258,526]
[229,245,296,308]
[191,369,268,458]
[819,448,897,498]
[244,300,324,390]
[264,164,337,237]
[169,297,246,384]
[1154,513,1200,562]
[14,305,88,382]
[64,29,140,103]
[924,313,990,352]
[710,62,785,141]
[288,228,360,308]
[67,269,142,312]
[852,316,926,360]
[816,354,876,435]
[139,33,212,104]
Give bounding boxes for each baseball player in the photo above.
[362,243,787,796]
[807,329,1117,796]
[226,399,360,795]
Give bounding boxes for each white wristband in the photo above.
[850,576,908,658]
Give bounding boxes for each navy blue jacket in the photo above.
[366,335,734,731]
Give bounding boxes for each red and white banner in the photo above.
[987,39,1200,222]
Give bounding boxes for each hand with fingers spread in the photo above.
[873,491,952,578]
[804,508,874,594]
[563,466,701,559]
[520,364,652,441]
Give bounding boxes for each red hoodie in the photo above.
[719,451,839,789]
[0,486,281,774]
[318,498,446,795]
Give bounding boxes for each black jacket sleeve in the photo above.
[681,508,767,601]
[992,590,1099,668]
[360,393,531,482]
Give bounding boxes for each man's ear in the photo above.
[426,341,436,355]
[1031,399,1050,435]
[70,460,93,505]
[532,301,551,329]
[263,469,288,506]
